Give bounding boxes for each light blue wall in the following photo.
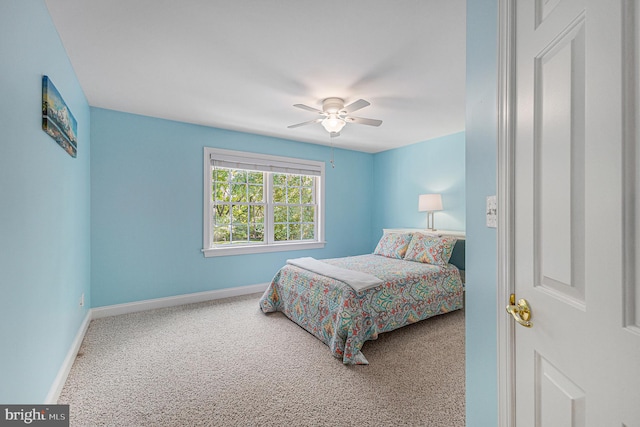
[0,0,91,403]
[90,108,374,307]
[465,0,498,424]
[371,132,465,242]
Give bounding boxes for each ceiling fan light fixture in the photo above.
[321,114,346,133]
[288,97,381,135]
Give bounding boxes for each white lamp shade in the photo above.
[321,114,346,133]
[418,194,443,212]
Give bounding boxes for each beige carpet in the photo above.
[59,293,465,426]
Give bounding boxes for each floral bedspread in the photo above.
[259,254,464,365]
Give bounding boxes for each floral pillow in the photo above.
[373,233,413,259]
[404,233,456,265]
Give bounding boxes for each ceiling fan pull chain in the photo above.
[329,136,335,168]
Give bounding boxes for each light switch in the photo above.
[486,195,497,228]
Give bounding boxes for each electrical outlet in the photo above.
[79,293,85,307]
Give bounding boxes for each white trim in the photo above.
[497,0,516,426]
[622,0,640,333]
[45,310,92,404]
[382,228,466,238]
[203,147,213,251]
[203,241,326,257]
[91,282,269,319]
[207,147,324,175]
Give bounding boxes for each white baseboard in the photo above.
[46,282,269,403]
[46,309,92,404]
[91,282,269,319]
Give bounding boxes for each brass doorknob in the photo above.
[506,294,533,328]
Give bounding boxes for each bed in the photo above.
[259,230,465,365]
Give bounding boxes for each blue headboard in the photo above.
[449,239,465,271]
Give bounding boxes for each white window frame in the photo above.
[203,147,326,257]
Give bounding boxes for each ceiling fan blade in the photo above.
[287,118,323,129]
[293,104,323,114]
[345,116,383,127]
[342,99,370,114]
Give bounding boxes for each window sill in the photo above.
[202,241,326,257]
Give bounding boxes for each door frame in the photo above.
[496,0,516,426]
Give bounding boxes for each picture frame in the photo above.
[42,75,78,158]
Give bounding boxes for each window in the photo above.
[203,148,325,257]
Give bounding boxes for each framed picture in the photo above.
[42,75,78,158]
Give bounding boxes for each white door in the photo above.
[512,0,640,425]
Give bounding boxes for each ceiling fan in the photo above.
[287,97,382,137]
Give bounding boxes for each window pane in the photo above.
[289,223,301,240]
[230,169,247,183]
[232,204,248,223]
[302,206,314,222]
[274,223,287,241]
[231,224,248,241]
[249,205,264,224]
[287,175,301,186]
[213,205,230,225]
[213,225,230,243]
[248,171,263,184]
[273,185,286,203]
[214,183,229,202]
[274,205,287,222]
[248,185,263,202]
[213,168,229,182]
[288,206,301,222]
[301,187,313,204]
[287,187,301,204]
[302,224,315,240]
[273,174,286,186]
[249,224,264,242]
[231,184,247,202]
[301,175,313,187]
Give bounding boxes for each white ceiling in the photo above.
[44,0,466,153]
